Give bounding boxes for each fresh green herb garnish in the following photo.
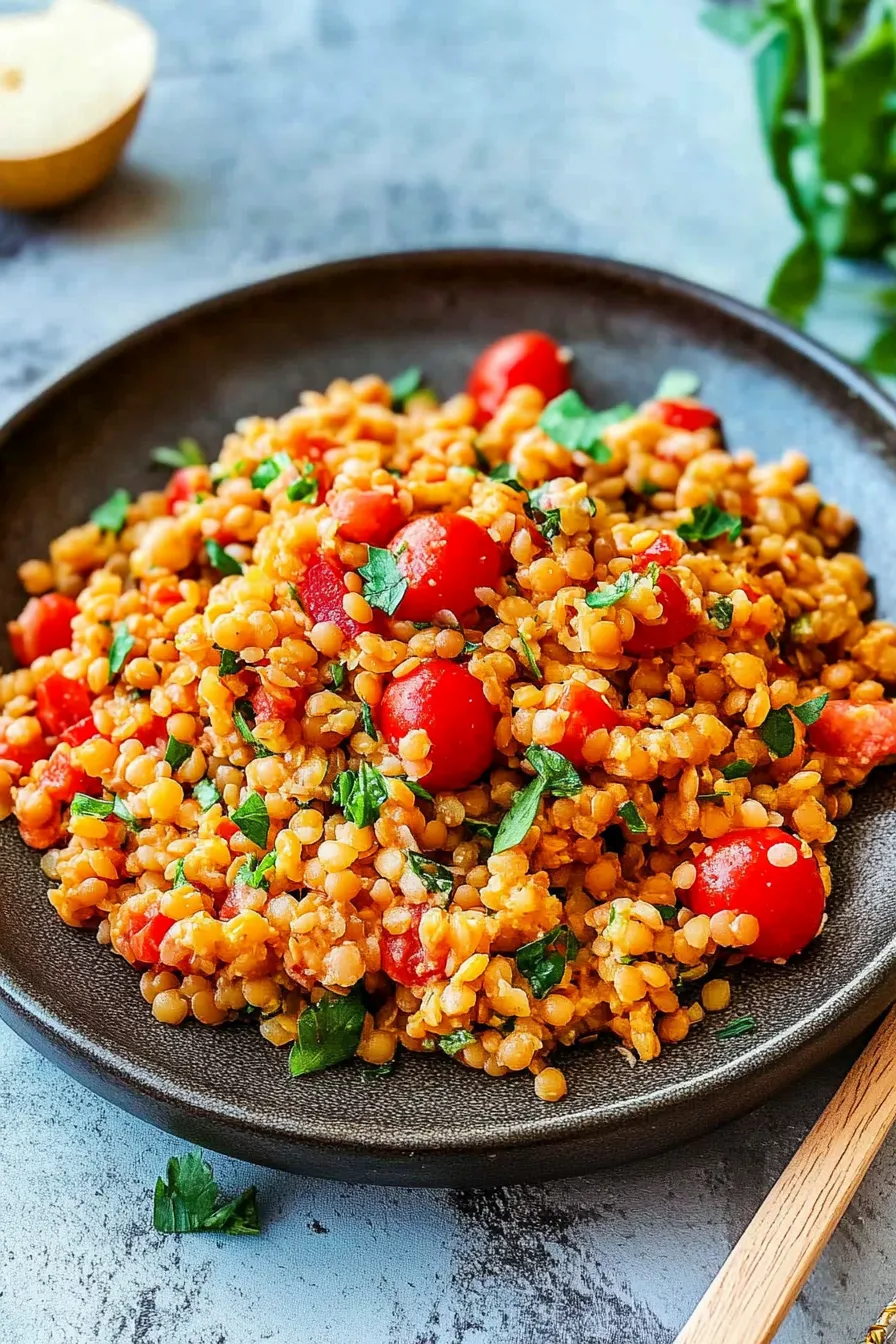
[539,391,633,461]
[404,850,454,897]
[516,924,579,998]
[390,366,423,409]
[535,507,563,540]
[403,779,434,802]
[108,622,135,677]
[677,502,742,544]
[70,793,138,831]
[193,777,220,811]
[709,597,734,630]
[358,546,408,616]
[518,631,542,682]
[329,662,346,690]
[165,736,192,772]
[490,462,528,495]
[112,795,140,831]
[721,759,754,781]
[655,369,701,399]
[151,438,206,469]
[232,698,273,758]
[205,539,244,576]
[237,850,277,890]
[286,462,319,504]
[153,1151,259,1236]
[216,647,242,678]
[716,1015,757,1041]
[250,452,292,491]
[493,745,582,854]
[760,692,829,759]
[287,582,302,607]
[90,488,131,534]
[697,792,727,806]
[439,1029,475,1057]
[360,701,377,739]
[362,1062,395,1081]
[333,761,389,827]
[618,799,647,834]
[584,569,636,610]
[172,857,187,888]
[229,790,270,849]
[289,989,366,1077]
[640,480,661,497]
[655,905,678,922]
[461,639,480,656]
[466,819,499,840]
[790,613,814,642]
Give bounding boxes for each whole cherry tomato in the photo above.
[554,681,620,769]
[328,489,405,547]
[625,572,699,655]
[467,331,571,424]
[389,514,501,622]
[380,659,496,791]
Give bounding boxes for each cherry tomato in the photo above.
[328,489,405,547]
[34,673,92,737]
[40,745,98,802]
[130,911,176,965]
[286,432,334,496]
[164,465,212,514]
[134,715,169,751]
[9,593,79,667]
[380,659,496,791]
[380,904,448,988]
[60,715,102,748]
[217,818,240,842]
[688,826,824,961]
[808,699,896,771]
[467,331,571,425]
[250,683,299,723]
[624,572,700,655]
[554,682,620,769]
[389,514,501,622]
[631,532,684,573]
[299,553,373,641]
[648,399,720,432]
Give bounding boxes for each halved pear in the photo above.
[0,0,157,211]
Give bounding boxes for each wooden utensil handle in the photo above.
[674,1004,896,1344]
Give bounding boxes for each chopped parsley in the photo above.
[716,1015,757,1041]
[360,701,377,739]
[107,622,135,677]
[172,858,187,888]
[709,597,734,630]
[439,1029,475,1056]
[640,480,661,497]
[70,792,138,831]
[404,850,454,897]
[205,539,244,576]
[696,792,727,806]
[655,369,700,399]
[153,1151,259,1236]
[286,462,319,504]
[654,905,678,922]
[232,698,273,758]
[237,851,277,890]
[362,1062,395,1081]
[618,799,647,834]
[535,507,562,541]
[721,759,753,781]
[90,488,131,534]
[585,563,658,611]
[390,366,423,409]
[493,745,582,854]
[164,735,192,772]
[289,989,366,1077]
[466,819,499,840]
[329,662,346,690]
[193,777,220,811]
[516,924,579,998]
[759,693,828,759]
[677,502,742,544]
[151,438,206,469]
[333,761,388,827]
[539,391,634,461]
[790,613,814,642]
[250,451,292,491]
[403,779,434,802]
[518,631,542,682]
[490,462,527,495]
[358,546,408,616]
[229,790,270,849]
[216,647,242,678]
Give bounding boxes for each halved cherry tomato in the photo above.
[625,572,700,655]
[328,489,405,547]
[41,744,98,802]
[648,399,720,432]
[631,533,684,573]
[299,553,373,641]
[250,683,299,723]
[61,715,101,748]
[130,912,176,965]
[380,904,448,988]
[554,682,620,769]
[467,331,571,425]
[381,659,496,791]
[389,514,502,622]
[164,465,212,514]
[688,826,824,961]
[34,673,92,737]
[808,699,896,771]
[9,593,79,667]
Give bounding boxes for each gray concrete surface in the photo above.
[0,2,892,1341]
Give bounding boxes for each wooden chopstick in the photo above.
[674,1003,896,1344]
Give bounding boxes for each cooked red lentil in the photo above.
[3,330,896,1099]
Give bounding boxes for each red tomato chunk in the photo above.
[625,572,699,655]
[688,826,825,961]
[381,659,496,791]
[328,489,405,547]
[808,699,896,771]
[61,716,102,748]
[0,726,46,777]
[164,465,212,514]
[9,592,79,666]
[41,745,99,802]
[380,904,448,988]
[554,682,620,769]
[390,514,501,622]
[299,553,372,640]
[130,911,176,965]
[649,399,720,433]
[631,532,684,573]
[467,331,571,424]
[251,683,298,723]
[35,673,92,737]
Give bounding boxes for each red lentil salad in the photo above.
[2,329,895,1103]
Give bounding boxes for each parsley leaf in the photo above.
[333,761,388,827]
[535,507,562,541]
[466,818,499,840]
[172,857,187,888]
[655,369,701,399]
[721,759,753,781]
[716,1015,756,1041]
[286,462,319,503]
[70,794,114,820]
[584,569,637,610]
[390,366,423,409]
[516,924,579,998]
[112,795,140,831]
[153,1151,259,1236]
[232,698,273,758]
[108,622,135,677]
[493,746,582,854]
[229,791,270,849]
[618,800,647,834]
[205,539,244,576]
[90,488,131,534]
[250,452,292,491]
[760,693,828,759]
[289,989,366,1077]
[404,850,454,896]
[792,693,829,726]
[193,777,220,811]
[697,791,726,806]
[526,744,582,796]
[677,502,743,544]
[329,662,346,690]
[654,905,678,922]
[539,391,633,461]
[165,736,192,772]
[359,546,408,616]
[360,701,377,739]
[518,632,542,682]
[403,779,434,802]
[490,462,528,495]
[216,647,242,677]
[151,438,206,469]
[709,597,734,630]
[237,850,277,890]
[439,1029,475,1056]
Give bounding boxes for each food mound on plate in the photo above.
[2,331,894,1101]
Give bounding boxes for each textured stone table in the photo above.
[1,2,893,1341]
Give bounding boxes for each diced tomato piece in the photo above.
[134,716,169,750]
[380,659,496,791]
[554,682,621,769]
[60,715,101,748]
[625,572,700,655]
[164,465,212,514]
[299,554,373,641]
[648,399,720,433]
[389,514,502,622]
[218,881,266,920]
[380,904,448,988]
[250,684,298,723]
[631,533,684,572]
[34,673,92,737]
[328,489,405,547]
[8,593,79,666]
[217,818,239,841]
[688,826,824,961]
[41,745,98,802]
[130,912,176,964]
[808,699,896,771]
[467,332,571,426]
[0,726,47,777]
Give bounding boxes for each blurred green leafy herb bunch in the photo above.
[703,0,896,370]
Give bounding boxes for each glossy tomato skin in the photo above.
[467,331,571,424]
[390,514,501,622]
[34,673,91,737]
[689,826,825,961]
[631,532,684,573]
[250,683,298,723]
[380,659,496,791]
[380,904,448,988]
[164,465,212,513]
[649,400,720,432]
[554,682,620,769]
[9,593,79,666]
[624,572,699,655]
[808,699,896,771]
[328,489,405,547]
[0,727,46,777]
[130,911,175,965]
[41,745,99,802]
[61,715,101,748]
[299,553,373,641]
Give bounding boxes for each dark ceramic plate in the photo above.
[2,250,896,1188]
